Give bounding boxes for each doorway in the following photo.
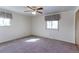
[75,10,79,47]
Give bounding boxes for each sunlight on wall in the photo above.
[25,38,40,42]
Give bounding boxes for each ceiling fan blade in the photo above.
[37,11,42,14]
[27,6,35,11]
[24,10,33,12]
[37,8,43,10]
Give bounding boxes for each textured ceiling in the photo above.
[0,6,76,16]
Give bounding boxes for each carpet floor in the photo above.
[0,36,78,53]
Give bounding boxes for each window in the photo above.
[45,14,60,30]
[46,20,59,30]
[0,11,12,26]
[0,18,10,26]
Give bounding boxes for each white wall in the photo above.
[0,10,75,44]
[32,11,75,43]
[0,12,31,43]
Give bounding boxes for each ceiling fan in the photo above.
[24,6,43,15]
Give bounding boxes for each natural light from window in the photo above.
[47,20,58,29]
[25,38,40,42]
[0,18,10,26]
[47,21,52,29]
[52,21,58,29]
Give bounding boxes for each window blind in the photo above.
[0,11,12,19]
[45,14,60,21]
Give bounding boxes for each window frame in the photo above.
[45,20,59,30]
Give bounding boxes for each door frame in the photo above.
[75,9,79,48]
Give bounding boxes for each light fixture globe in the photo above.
[32,11,36,15]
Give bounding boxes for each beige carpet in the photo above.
[0,36,78,53]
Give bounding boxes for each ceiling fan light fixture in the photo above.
[32,11,36,15]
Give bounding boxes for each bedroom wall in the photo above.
[31,11,75,43]
[0,10,75,44]
[0,12,31,43]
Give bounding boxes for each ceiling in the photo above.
[0,6,76,16]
